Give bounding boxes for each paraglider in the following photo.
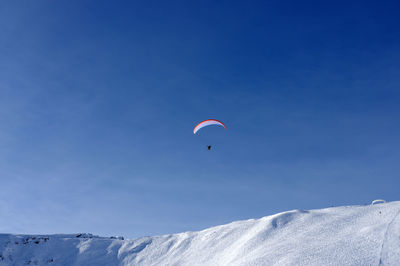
[193,119,226,150]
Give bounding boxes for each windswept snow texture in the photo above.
[1,202,400,265]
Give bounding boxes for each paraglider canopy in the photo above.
[371,199,386,205]
[193,119,226,134]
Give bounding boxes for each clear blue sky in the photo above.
[0,0,399,238]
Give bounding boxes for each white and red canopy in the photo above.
[193,119,226,134]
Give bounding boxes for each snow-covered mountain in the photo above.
[1,201,399,265]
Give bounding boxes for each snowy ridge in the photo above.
[1,201,399,265]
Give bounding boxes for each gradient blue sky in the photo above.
[1,1,399,238]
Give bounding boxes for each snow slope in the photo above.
[1,201,399,265]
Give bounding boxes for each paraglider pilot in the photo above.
[207,145,212,150]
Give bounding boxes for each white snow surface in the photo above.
[1,201,399,265]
